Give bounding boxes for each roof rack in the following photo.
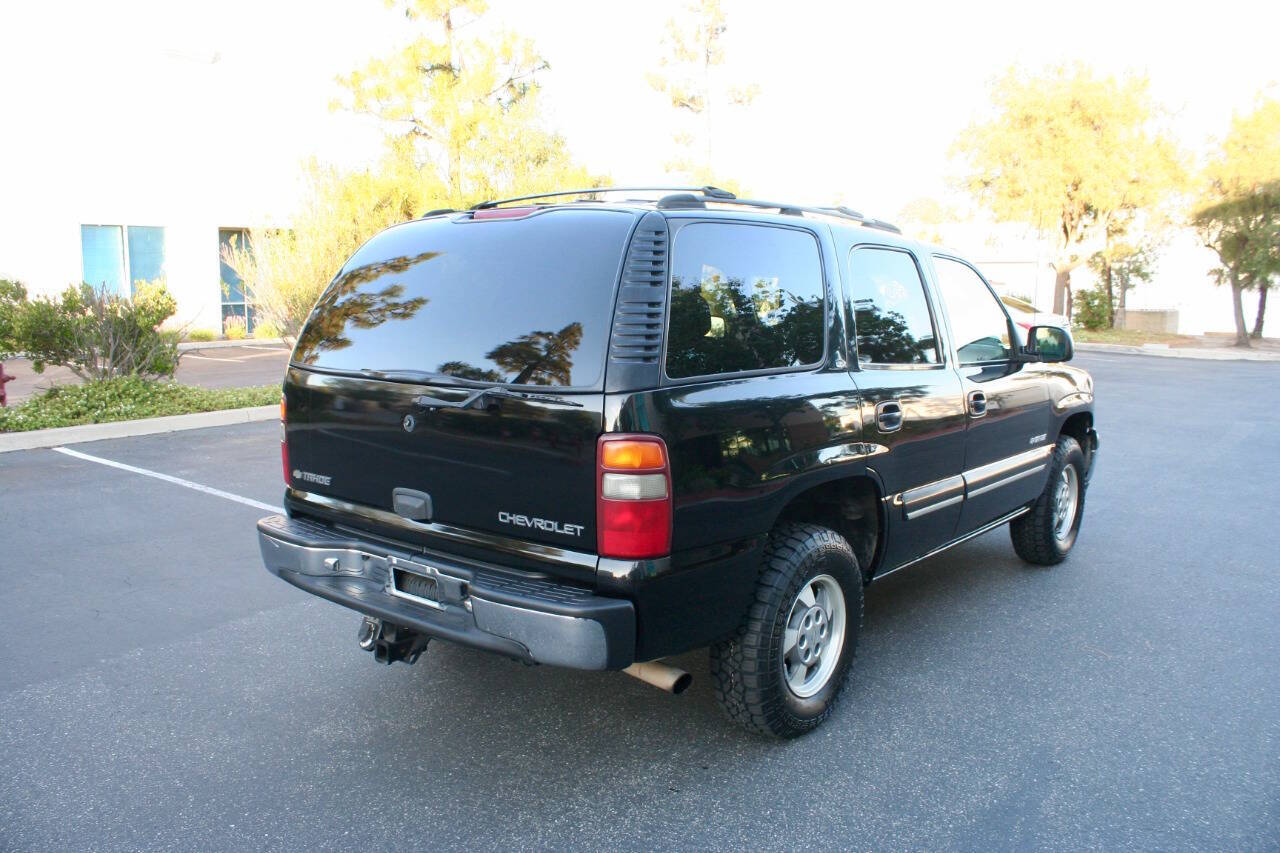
[654,193,901,234]
[467,186,901,234]
[470,185,736,210]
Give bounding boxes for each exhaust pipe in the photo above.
[623,661,692,695]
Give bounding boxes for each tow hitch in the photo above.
[358,616,429,665]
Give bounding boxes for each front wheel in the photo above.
[710,523,863,738]
[1010,435,1087,565]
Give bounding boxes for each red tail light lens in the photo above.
[280,394,290,486]
[597,435,671,559]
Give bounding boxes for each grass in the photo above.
[0,377,279,432]
[1073,327,1197,346]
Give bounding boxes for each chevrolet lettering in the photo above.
[257,186,1099,737]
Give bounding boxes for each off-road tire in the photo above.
[710,523,863,738]
[1010,435,1086,565]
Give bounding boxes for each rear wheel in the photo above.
[1010,435,1086,565]
[710,523,863,738]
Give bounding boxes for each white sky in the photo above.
[1,0,1278,224]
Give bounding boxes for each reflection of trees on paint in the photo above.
[666,272,823,378]
[293,252,436,362]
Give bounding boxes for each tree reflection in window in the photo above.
[293,252,437,363]
[666,272,823,379]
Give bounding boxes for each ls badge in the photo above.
[403,414,417,433]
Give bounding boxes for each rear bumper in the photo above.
[257,515,635,670]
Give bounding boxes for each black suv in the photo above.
[258,187,1098,738]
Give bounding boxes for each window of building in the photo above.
[847,247,940,365]
[81,225,166,296]
[665,223,826,380]
[932,256,1013,364]
[219,228,257,334]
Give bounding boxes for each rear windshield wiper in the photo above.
[414,385,584,410]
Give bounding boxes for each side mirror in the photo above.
[1027,325,1073,362]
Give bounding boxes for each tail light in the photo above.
[597,434,672,559]
[280,394,290,486]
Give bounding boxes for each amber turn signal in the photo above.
[600,439,665,470]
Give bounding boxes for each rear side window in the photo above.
[932,256,1013,364]
[665,223,825,380]
[847,247,940,365]
[292,210,633,387]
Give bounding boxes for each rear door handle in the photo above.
[968,390,987,417]
[875,400,903,433]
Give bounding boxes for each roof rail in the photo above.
[655,194,902,234]
[470,185,736,210]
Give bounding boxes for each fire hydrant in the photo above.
[0,361,14,407]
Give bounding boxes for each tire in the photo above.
[1010,435,1086,565]
[710,523,863,738]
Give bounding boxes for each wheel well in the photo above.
[774,476,882,582]
[1060,411,1095,471]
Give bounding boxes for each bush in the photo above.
[14,281,182,380]
[252,320,282,340]
[187,329,217,342]
[0,279,26,359]
[0,378,279,432]
[223,316,248,340]
[1073,286,1112,330]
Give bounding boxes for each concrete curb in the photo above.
[0,405,278,453]
[1075,342,1280,362]
[178,338,286,352]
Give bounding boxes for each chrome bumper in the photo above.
[257,515,635,670]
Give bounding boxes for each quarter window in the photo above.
[847,247,940,365]
[933,257,1012,364]
[665,223,825,379]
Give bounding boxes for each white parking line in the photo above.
[51,446,283,513]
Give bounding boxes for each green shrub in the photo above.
[252,320,282,340]
[0,279,26,359]
[187,329,218,342]
[0,378,279,432]
[12,281,181,380]
[1073,286,1112,331]
[224,316,248,340]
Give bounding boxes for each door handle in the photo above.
[968,390,987,418]
[875,400,903,433]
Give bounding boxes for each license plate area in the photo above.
[388,564,442,609]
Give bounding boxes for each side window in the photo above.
[932,257,1012,364]
[846,247,940,365]
[665,223,825,380]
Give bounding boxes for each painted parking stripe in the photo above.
[52,446,283,513]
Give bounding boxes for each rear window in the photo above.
[665,223,825,380]
[292,209,633,387]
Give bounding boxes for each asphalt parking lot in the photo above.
[3,344,291,405]
[2,353,1277,851]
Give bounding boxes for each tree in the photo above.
[1087,230,1158,328]
[224,0,602,340]
[646,0,758,187]
[337,0,596,209]
[1194,98,1280,344]
[955,65,1184,318]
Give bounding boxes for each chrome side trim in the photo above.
[287,488,598,572]
[897,474,965,519]
[874,506,1031,580]
[962,445,1052,488]
[966,464,1046,499]
[905,493,963,520]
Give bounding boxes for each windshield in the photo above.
[292,209,634,387]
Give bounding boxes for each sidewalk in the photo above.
[1075,341,1280,362]
[2,343,291,405]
